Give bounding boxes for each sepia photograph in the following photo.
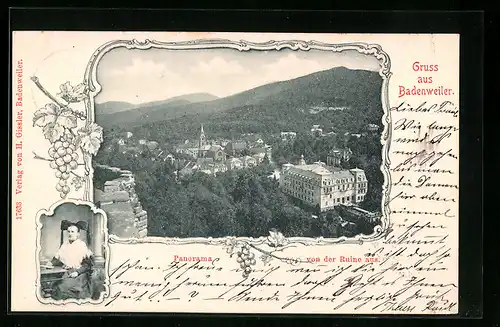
[38,203,107,301]
[92,44,385,239]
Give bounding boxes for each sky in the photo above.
[95,47,380,105]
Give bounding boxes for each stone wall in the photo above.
[94,164,148,238]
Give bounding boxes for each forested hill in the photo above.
[102,67,384,145]
[95,101,135,115]
[95,92,219,119]
[96,67,382,138]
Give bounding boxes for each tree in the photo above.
[274,205,312,237]
[314,204,322,216]
[232,173,251,203]
[248,203,273,237]
[262,154,271,165]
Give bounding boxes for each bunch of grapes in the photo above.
[70,176,84,191]
[236,243,256,278]
[48,131,80,198]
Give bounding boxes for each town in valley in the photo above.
[95,120,383,238]
[93,49,385,239]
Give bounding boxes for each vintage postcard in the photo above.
[11,32,459,314]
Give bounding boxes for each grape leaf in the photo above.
[57,81,88,103]
[33,103,77,129]
[267,229,286,248]
[57,110,78,128]
[260,254,272,264]
[43,122,64,143]
[33,103,58,127]
[75,123,103,155]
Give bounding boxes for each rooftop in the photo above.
[208,145,222,152]
[226,142,247,150]
[285,163,365,180]
[200,145,212,151]
[289,164,332,177]
[249,147,267,154]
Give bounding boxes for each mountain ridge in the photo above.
[96,92,219,116]
[96,66,382,130]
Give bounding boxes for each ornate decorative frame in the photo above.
[34,199,110,305]
[85,39,392,246]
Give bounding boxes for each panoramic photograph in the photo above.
[93,45,385,239]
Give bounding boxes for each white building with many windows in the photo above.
[279,158,368,211]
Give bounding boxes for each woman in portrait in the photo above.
[45,220,94,300]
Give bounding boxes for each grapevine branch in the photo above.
[70,171,81,177]
[247,242,310,264]
[30,76,87,120]
[32,151,85,166]
[266,244,297,253]
[32,149,85,179]
[30,76,66,108]
[32,151,53,162]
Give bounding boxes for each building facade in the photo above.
[279,159,368,212]
[366,123,380,132]
[226,157,243,170]
[226,141,247,156]
[281,131,297,142]
[241,155,257,168]
[327,148,353,166]
[249,145,272,161]
[311,125,323,137]
[206,145,227,162]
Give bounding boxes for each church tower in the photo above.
[198,124,206,158]
[298,154,306,165]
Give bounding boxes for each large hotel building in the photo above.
[279,154,368,211]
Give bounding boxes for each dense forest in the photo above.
[94,158,372,238]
